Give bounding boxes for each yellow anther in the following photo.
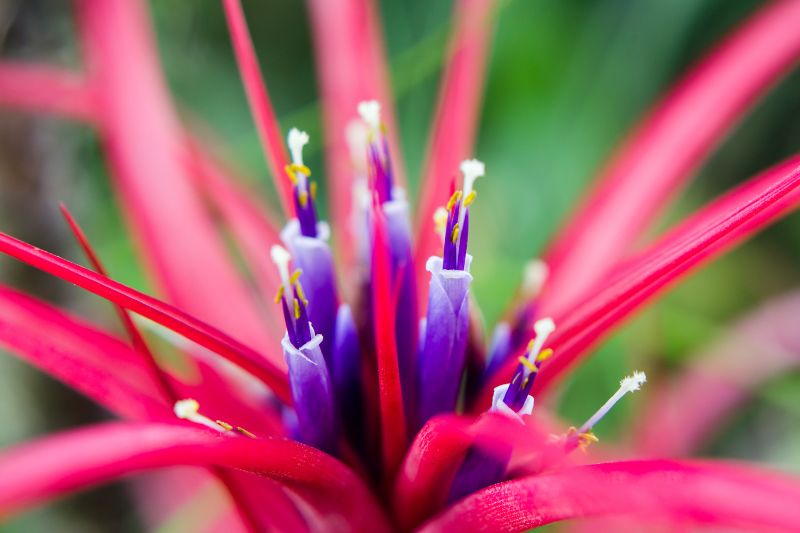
[527,338,536,353]
[577,431,599,452]
[518,355,538,373]
[447,191,463,211]
[294,281,309,306]
[274,285,285,304]
[536,348,554,363]
[215,420,233,431]
[284,163,311,185]
[236,427,257,439]
[310,181,318,200]
[293,298,301,319]
[290,269,302,284]
[298,190,309,208]
[450,223,460,244]
[463,190,477,207]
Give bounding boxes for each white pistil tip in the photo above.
[270,245,292,291]
[523,259,549,297]
[357,100,381,132]
[577,370,647,435]
[174,398,200,419]
[534,317,555,337]
[620,371,647,392]
[287,128,309,167]
[460,158,485,198]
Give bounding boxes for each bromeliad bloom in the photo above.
[1,0,800,531]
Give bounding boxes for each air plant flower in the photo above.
[0,0,800,531]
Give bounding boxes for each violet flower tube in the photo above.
[447,318,556,500]
[331,305,365,451]
[280,128,339,364]
[359,101,418,414]
[415,160,484,428]
[272,245,339,454]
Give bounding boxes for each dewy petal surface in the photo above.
[541,0,800,317]
[420,459,800,532]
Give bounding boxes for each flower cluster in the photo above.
[0,0,799,531]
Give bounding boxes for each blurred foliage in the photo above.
[1,0,799,530]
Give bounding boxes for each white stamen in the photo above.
[174,399,226,433]
[357,100,381,133]
[287,128,309,167]
[577,371,647,434]
[522,259,549,298]
[270,245,293,304]
[523,317,555,372]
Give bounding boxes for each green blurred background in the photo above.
[0,0,799,530]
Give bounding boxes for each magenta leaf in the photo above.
[634,288,800,456]
[76,0,278,360]
[483,157,800,400]
[414,0,498,286]
[420,459,800,531]
[305,0,404,272]
[221,0,293,216]
[0,62,96,121]
[0,422,389,531]
[541,0,800,317]
[0,285,168,420]
[0,231,291,403]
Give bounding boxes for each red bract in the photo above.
[0,0,799,531]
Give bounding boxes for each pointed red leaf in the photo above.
[306,0,404,272]
[0,231,291,403]
[0,285,168,420]
[221,0,293,217]
[60,204,178,401]
[371,207,408,475]
[420,459,800,531]
[76,0,278,364]
[541,0,800,317]
[633,289,800,456]
[482,157,800,401]
[0,422,389,531]
[0,62,96,121]
[414,0,498,293]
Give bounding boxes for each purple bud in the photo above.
[281,333,339,454]
[331,305,365,450]
[447,443,510,504]
[415,255,473,428]
[282,220,339,364]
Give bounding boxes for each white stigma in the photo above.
[522,259,549,298]
[270,245,293,304]
[460,159,485,202]
[524,317,555,371]
[577,371,647,434]
[174,399,226,433]
[287,128,309,167]
[357,100,381,133]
